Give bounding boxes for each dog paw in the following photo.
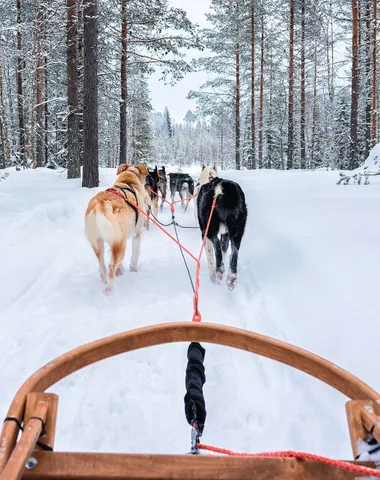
[227,274,237,290]
[217,269,224,280]
[103,285,112,295]
[129,264,138,273]
[116,265,125,277]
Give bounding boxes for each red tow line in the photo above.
[197,443,380,478]
[129,187,217,322]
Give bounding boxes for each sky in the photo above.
[148,0,211,124]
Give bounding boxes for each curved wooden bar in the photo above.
[1,322,379,473]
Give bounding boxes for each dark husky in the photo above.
[145,166,159,222]
[157,166,167,211]
[169,172,195,210]
[196,165,247,290]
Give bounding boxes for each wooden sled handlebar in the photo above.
[0,322,379,479]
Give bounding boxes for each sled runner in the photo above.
[0,322,380,479]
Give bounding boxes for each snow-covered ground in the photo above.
[1,166,380,458]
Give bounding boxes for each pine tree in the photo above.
[35,0,44,168]
[163,106,173,139]
[82,0,98,187]
[287,0,294,170]
[190,0,250,170]
[119,0,127,165]
[130,76,153,164]
[350,0,360,169]
[67,0,80,178]
[16,0,26,167]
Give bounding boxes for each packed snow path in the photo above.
[1,167,380,458]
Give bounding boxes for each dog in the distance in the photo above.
[144,165,168,227]
[196,164,247,290]
[157,166,167,211]
[84,163,148,293]
[169,172,195,210]
[145,166,160,229]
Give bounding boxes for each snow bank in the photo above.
[364,143,380,171]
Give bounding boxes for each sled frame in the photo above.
[0,322,379,479]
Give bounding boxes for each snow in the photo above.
[1,166,380,459]
[364,143,380,172]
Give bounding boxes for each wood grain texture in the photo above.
[361,407,380,445]
[24,393,58,450]
[0,401,48,480]
[21,452,379,480]
[346,400,371,458]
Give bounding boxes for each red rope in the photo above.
[127,190,218,322]
[197,444,380,477]
[192,195,217,322]
[127,201,198,263]
[148,186,197,214]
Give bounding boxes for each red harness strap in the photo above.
[106,188,126,201]
[106,186,139,226]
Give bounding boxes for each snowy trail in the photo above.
[1,167,379,458]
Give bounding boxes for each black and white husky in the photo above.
[169,172,195,210]
[196,165,247,290]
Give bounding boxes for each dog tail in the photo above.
[94,201,122,245]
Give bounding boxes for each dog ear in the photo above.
[213,162,217,170]
[135,164,148,177]
[161,166,166,173]
[117,164,130,175]
[202,164,206,170]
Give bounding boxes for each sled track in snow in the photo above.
[0,233,85,334]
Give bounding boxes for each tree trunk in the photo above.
[119,0,127,164]
[0,46,10,165]
[77,0,84,165]
[350,0,360,169]
[287,0,294,169]
[311,46,317,169]
[44,53,48,163]
[35,1,44,168]
[16,0,26,167]
[365,0,372,154]
[235,42,241,170]
[300,0,306,169]
[258,4,264,168]
[250,0,256,169]
[67,0,80,178]
[365,0,373,155]
[267,40,273,169]
[372,0,377,146]
[44,9,48,164]
[220,122,224,170]
[82,0,99,188]
[326,2,336,169]
[5,64,17,156]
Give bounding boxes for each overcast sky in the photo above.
[148,0,211,123]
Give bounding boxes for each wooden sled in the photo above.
[0,322,379,479]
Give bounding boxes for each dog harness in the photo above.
[106,184,139,226]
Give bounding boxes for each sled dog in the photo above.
[196,164,247,290]
[84,163,148,293]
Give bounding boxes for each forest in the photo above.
[0,0,376,185]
